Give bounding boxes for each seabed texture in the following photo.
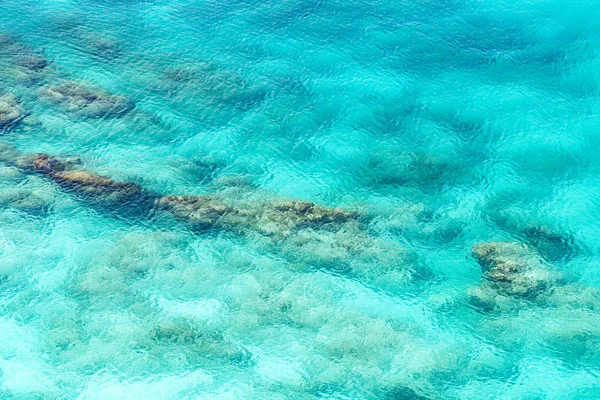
[1,0,600,398]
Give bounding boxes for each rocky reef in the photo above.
[0,144,415,287]
[471,241,560,299]
[469,240,600,364]
[0,147,147,207]
[2,144,361,236]
[13,54,48,71]
[162,62,268,108]
[262,200,357,228]
[39,81,134,118]
[155,194,359,236]
[0,33,51,85]
[467,238,597,315]
[80,31,121,60]
[49,170,144,204]
[150,319,252,365]
[0,94,28,128]
[155,195,233,229]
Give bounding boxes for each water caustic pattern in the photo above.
[0,0,599,398]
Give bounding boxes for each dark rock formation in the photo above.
[14,55,48,71]
[523,225,578,262]
[472,241,561,298]
[0,33,51,85]
[49,170,143,204]
[20,153,80,173]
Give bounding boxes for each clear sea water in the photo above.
[1,0,600,398]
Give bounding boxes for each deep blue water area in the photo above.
[0,0,600,398]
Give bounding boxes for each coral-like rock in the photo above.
[251,200,358,236]
[157,195,357,235]
[472,241,560,298]
[156,195,233,228]
[272,200,357,225]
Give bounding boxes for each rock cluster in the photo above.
[155,194,359,236]
[155,195,233,229]
[0,187,53,214]
[10,152,145,205]
[523,225,578,261]
[50,170,143,203]
[472,241,560,298]
[81,32,121,59]
[39,81,134,118]
[0,33,50,85]
[14,55,48,71]
[250,200,358,236]
[0,95,27,128]
[162,63,268,108]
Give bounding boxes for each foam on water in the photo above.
[1,0,600,398]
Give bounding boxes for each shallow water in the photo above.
[0,0,600,398]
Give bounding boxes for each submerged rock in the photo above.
[14,55,48,71]
[15,153,81,174]
[0,33,25,56]
[0,143,21,163]
[32,153,80,173]
[0,34,50,85]
[368,151,461,189]
[472,241,560,298]
[382,386,432,400]
[156,195,233,229]
[39,81,133,118]
[49,170,143,203]
[81,32,121,59]
[0,165,22,180]
[0,94,27,128]
[163,62,268,107]
[523,225,578,261]
[271,200,357,225]
[250,200,359,236]
[164,65,207,83]
[0,187,53,214]
[156,194,358,236]
[151,320,251,364]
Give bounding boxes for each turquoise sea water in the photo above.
[1,0,600,398]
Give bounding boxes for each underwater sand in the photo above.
[1,0,600,398]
